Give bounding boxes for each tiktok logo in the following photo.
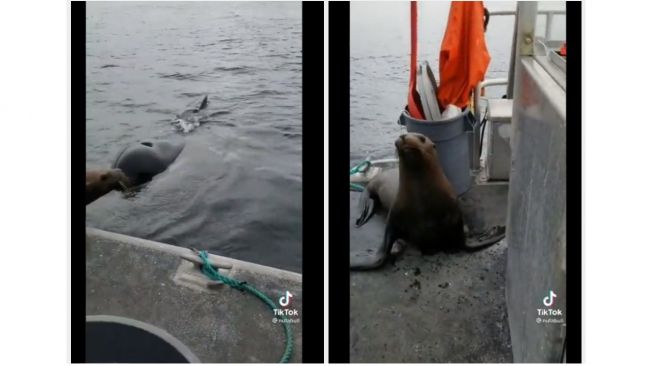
[536,290,563,323]
[279,290,293,307]
[543,290,557,307]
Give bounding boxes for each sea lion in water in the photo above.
[86,168,130,205]
[112,140,185,187]
[351,133,502,270]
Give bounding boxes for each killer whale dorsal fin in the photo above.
[198,95,208,110]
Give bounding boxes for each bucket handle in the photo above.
[398,108,408,126]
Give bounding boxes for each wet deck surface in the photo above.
[349,183,513,362]
[86,228,302,363]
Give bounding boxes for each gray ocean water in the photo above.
[85,2,303,273]
[350,1,566,164]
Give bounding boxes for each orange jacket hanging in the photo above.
[437,1,490,110]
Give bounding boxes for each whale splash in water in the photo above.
[174,95,209,133]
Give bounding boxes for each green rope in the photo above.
[349,160,371,175]
[350,160,371,192]
[197,250,293,363]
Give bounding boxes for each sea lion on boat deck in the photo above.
[351,133,465,269]
[112,140,185,187]
[351,133,501,270]
[86,168,130,205]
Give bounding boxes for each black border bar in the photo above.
[71,1,86,363]
[328,1,350,363]
[302,1,325,363]
[565,1,582,363]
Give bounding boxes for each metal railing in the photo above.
[473,78,509,121]
[471,78,508,171]
[489,10,565,42]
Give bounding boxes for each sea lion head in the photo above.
[395,132,439,171]
[86,168,132,205]
[86,168,131,192]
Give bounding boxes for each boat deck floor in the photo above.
[349,181,513,362]
[85,228,302,363]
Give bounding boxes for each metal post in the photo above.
[506,6,518,98]
[516,2,537,57]
[545,13,553,41]
[508,2,537,100]
[502,7,564,98]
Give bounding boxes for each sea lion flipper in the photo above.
[350,222,398,270]
[465,225,506,250]
[354,189,376,227]
[350,250,385,270]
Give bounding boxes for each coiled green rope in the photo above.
[196,250,293,363]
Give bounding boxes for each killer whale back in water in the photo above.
[174,95,209,133]
[112,140,185,187]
